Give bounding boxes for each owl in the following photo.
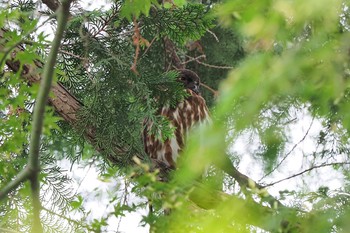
[143,69,210,170]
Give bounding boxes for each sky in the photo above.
[58,159,149,233]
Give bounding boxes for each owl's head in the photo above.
[178,69,200,94]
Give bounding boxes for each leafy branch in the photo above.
[0,0,73,232]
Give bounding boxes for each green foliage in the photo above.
[56,2,215,166]
[144,4,214,44]
[120,0,159,20]
[2,0,350,232]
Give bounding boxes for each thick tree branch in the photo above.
[189,183,296,232]
[42,0,60,12]
[218,153,287,210]
[164,37,185,70]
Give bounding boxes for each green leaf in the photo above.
[174,0,187,7]
[120,0,159,20]
[70,195,83,210]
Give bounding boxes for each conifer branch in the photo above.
[59,49,88,61]
[41,206,95,231]
[91,8,120,38]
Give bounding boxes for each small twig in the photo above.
[164,38,184,70]
[91,8,119,38]
[283,117,298,125]
[42,0,60,12]
[200,82,219,97]
[141,36,157,57]
[263,162,350,188]
[131,18,141,75]
[117,26,144,38]
[182,55,206,65]
[196,60,233,69]
[218,153,287,209]
[73,159,96,195]
[206,29,219,42]
[185,55,233,69]
[260,117,315,181]
[116,178,130,232]
[59,49,87,61]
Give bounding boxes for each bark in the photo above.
[164,37,185,71]
[42,0,60,12]
[5,58,81,124]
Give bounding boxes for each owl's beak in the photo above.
[192,84,200,94]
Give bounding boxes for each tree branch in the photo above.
[28,1,73,232]
[189,182,295,232]
[42,0,60,12]
[200,82,219,97]
[260,117,315,181]
[0,1,73,232]
[185,55,233,69]
[263,162,350,188]
[0,167,31,200]
[218,154,287,209]
[164,37,185,70]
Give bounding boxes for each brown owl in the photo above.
[143,69,210,170]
